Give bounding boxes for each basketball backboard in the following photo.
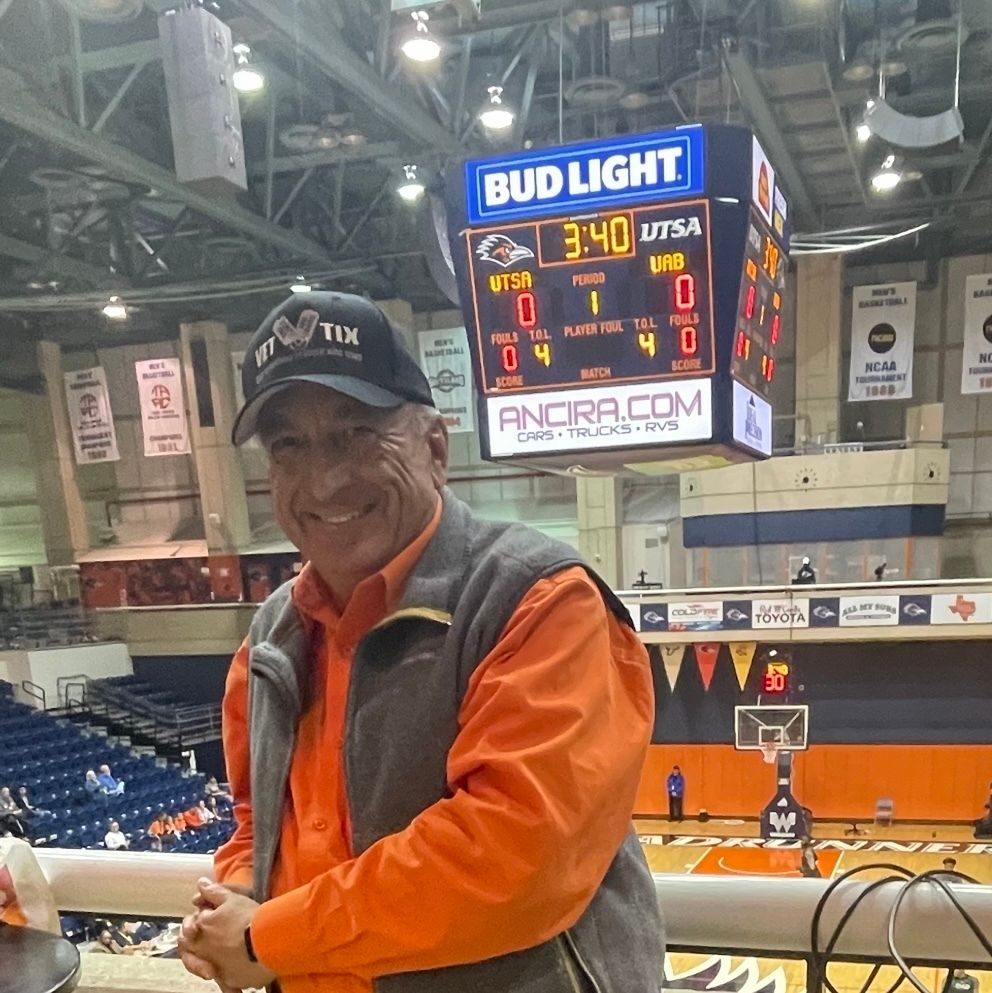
[735,704,809,751]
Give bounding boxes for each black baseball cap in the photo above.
[232,291,435,445]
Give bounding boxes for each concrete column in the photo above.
[179,321,251,554]
[794,254,843,445]
[577,477,623,588]
[26,341,90,564]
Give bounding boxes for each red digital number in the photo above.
[674,273,695,312]
[770,313,781,345]
[515,291,537,330]
[762,671,787,694]
[501,344,519,373]
[736,331,747,358]
[680,327,697,356]
[745,283,757,320]
[764,357,775,382]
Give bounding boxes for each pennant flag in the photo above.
[730,642,757,691]
[660,644,685,691]
[694,643,720,691]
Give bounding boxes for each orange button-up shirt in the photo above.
[215,500,653,993]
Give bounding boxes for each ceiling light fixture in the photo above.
[102,295,127,320]
[397,164,425,203]
[856,122,871,143]
[401,11,441,63]
[479,85,514,130]
[870,155,902,193]
[232,43,265,93]
[290,278,312,294]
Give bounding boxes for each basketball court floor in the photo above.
[637,819,992,993]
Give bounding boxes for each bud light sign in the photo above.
[465,126,705,224]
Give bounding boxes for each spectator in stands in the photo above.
[203,776,231,802]
[92,929,126,954]
[975,804,992,839]
[184,800,214,829]
[667,765,685,821]
[105,821,129,851]
[84,770,104,798]
[17,786,46,819]
[205,796,229,821]
[945,970,978,993]
[97,764,125,796]
[148,812,178,850]
[936,857,959,882]
[0,786,27,839]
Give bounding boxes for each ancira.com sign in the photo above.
[485,378,713,458]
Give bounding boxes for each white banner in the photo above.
[417,328,475,434]
[667,600,723,632]
[848,281,916,401]
[961,274,992,394]
[135,357,190,457]
[752,598,810,629]
[63,366,120,465]
[485,378,712,458]
[930,592,992,625]
[838,596,900,627]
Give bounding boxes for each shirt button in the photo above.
[312,818,328,831]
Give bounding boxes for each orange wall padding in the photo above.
[637,744,992,822]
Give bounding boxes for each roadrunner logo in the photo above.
[475,234,535,268]
[902,602,928,618]
[273,309,320,350]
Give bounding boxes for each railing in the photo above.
[32,850,992,972]
[20,679,46,709]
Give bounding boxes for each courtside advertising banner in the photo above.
[848,281,916,401]
[961,274,992,395]
[417,328,475,434]
[135,357,190,457]
[63,366,120,465]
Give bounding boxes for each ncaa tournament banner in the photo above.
[417,328,475,434]
[730,642,757,691]
[961,274,992,394]
[135,357,191,457]
[63,366,120,465]
[848,282,916,401]
[660,644,685,691]
[693,643,719,691]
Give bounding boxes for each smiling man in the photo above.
[179,292,663,993]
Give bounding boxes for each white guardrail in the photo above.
[34,850,992,967]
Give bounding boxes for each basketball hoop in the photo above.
[761,743,779,765]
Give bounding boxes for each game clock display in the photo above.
[465,200,715,395]
[732,207,788,401]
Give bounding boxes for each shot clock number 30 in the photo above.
[466,200,716,394]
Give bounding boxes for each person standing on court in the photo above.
[667,765,685,821]
[178,292,663,993]
[799,836,821,878]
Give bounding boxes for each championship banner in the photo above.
[417,327,475,434]
[848,281,916,401]
[660,644,685,691]
[730,642,757,691]
[135,357,190,457]
[693,643,720,691]
[63,366,120,465]
[961,274,992,394]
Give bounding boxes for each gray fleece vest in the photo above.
[246,490,664,993]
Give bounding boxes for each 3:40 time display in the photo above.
[538,211,635,265]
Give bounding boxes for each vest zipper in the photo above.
[562,931,604,993]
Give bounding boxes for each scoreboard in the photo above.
[445,124,791,473]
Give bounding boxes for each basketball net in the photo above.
[760,743,779,765]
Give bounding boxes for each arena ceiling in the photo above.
[0,0,991,388]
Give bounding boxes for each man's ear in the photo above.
[427,414,449,490]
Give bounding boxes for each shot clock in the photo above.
[444,124,792,471]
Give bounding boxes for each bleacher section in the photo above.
[0,680,233,855]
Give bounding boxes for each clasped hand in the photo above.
[179,877,277,993]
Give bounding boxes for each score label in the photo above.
[485,378,713,458]
[466,199,715,395]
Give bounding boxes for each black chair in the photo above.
[0,923,81,993]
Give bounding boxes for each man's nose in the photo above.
[299,443,356,498]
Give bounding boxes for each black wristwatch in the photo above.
[244,925,258,963]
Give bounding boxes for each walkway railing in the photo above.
[33,850,992,971]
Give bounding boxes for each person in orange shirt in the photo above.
[179,293,663,993]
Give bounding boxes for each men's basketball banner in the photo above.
[417,328,475,434]
[729,642,757,691]
[961,274,992,394]
[848,281,916,402]
[694,643,720,691]
[660,644,684,691]
[63,366,120,465]
[135,357,190,457]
